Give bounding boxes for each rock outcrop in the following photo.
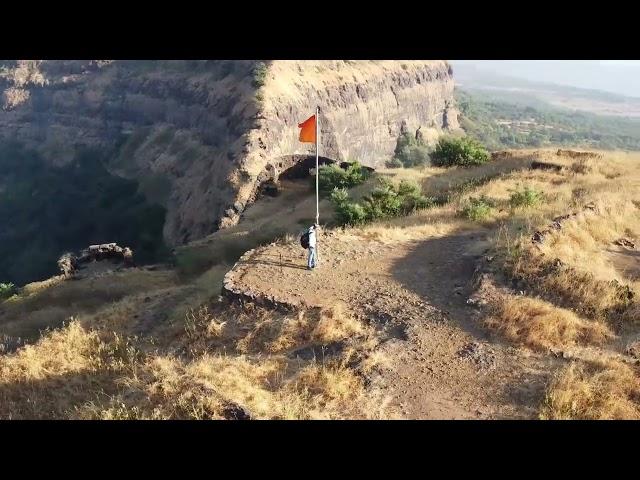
[58,243,134,278]
[0,60,459,245]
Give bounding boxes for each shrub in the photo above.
[394,131,417,155]
[318,161,369,192]
[330,178,432,226]
[509,186,544,209]
[389,131,431,168]
[385,157,403,169]
[252,62,268,88]
[460,196,493,221]
[0,282,15,299]
[431,136,490,167]
[329,187,350,205]
[406,145,431,167]
[362,179,403,219]
[330,188,367,225]
[397,181,436,213]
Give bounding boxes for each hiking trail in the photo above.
[225,226,557,419]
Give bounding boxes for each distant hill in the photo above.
[451,61,640,118]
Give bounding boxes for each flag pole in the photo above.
[315,106,320,266]
[315,105,319,225]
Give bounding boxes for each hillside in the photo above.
[456,89,640,151]
[0,60,459,285]
[452,61,640,116]
[2,148,639,419]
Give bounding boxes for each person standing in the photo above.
[307,223,318,270]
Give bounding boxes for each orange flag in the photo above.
[298,115,316,143]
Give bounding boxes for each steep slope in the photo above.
[0,60,261,247]
[0,60,459,248]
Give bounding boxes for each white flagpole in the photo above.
[315,105,319,225]
[315,106,320,265]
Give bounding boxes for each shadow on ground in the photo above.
[389,229,491,338]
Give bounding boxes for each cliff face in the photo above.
[0,60,458,245]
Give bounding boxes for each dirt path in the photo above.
[226,228,555,419]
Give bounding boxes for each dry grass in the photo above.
[0,320,139,419]
[487,151,640,328]
[235,304,367,355]
[485,293,612,351]
[507,249,635,324]
[78,354,370,420]
[540,358,640,419]
[0,296,389,419]
[0,269,177,341]
[474,151,640,418]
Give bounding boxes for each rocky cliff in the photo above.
[0,60,459,246]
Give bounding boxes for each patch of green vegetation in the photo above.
[457,89,640,151]
[0,282,15,300]
[318,161,370,192]
[330,178,433,226]
[431,136,490,167]
[460,196,493,221]
[385,157,403,168]
[509,185,544,209]
[0,141,169,286]
[330,188,368,225]
[252,62,268,88]
[386,131,431,168]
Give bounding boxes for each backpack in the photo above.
[300,231,310,249]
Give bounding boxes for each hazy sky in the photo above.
[450,61,640,98]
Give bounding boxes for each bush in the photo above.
[431,136,490,167]
[509,186,544,209]
[330,188,367,225]
[460,196,493,221]
[252,62,268,88]
[397,181,436,213]
[395,131,417,155]
[0,282,15,299]
[331,189,368,226]
[330,178,432,226]
[385,157,403,169]
[406,145,431,167]
[362,179,403,219]
[389,131,431,168]
[318,161,369,192]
